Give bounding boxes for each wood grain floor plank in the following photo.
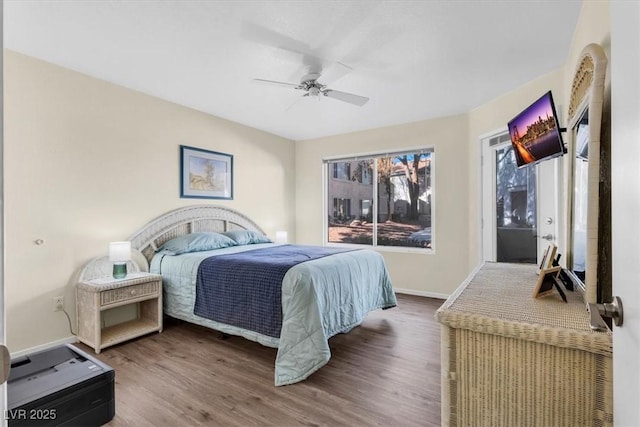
[78,294,443,426]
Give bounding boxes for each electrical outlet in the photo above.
[53,296,64,312]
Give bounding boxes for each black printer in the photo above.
[7,344,115,426]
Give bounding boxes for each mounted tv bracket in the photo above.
[558,128,569,153]
[588,297,623,331]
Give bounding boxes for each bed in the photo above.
[128,205,397,386]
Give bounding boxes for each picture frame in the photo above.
[180,145,233,200]
[546,243,558,268]
[538,245,550,274]
[532,265,563,299]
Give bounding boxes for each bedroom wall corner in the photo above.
[3,50,296,353]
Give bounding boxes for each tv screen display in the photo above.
[507,91,565,168]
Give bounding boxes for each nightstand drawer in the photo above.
[101,281,160,306]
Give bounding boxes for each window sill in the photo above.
[325,241,435,255]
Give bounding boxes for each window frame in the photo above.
[322,147,435,253]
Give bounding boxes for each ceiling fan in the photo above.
[254,62,370,108]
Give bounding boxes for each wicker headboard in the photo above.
[128,205,266,267]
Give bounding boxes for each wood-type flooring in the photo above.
[80,294,443,427]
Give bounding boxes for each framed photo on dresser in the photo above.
[533,265,562,299]
[545,243,558,268]
[538,245,550,274]
[537,243,557,274]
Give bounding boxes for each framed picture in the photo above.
[546,243,558,268]
[180,145,233,200]
[532,265,562,299]
[538,245,550,273]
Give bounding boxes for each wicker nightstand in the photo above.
[76,257,163,353]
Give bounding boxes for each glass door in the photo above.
[482,132,558,264]
[494,145,537,263]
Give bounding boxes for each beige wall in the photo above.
[295,65,564,297]
[564,0,611,106]
[466,69,565,269]
[295,114,469,296]
[4,0,611,352]
[466,0,610,272]
[4,50,296,352]
[295,0,611,297]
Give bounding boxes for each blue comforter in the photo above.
[151,243,397,386]
[194,245,356,338]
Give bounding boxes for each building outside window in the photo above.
[325,148,433,249]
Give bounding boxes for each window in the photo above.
[332,198,352,220]
[332,162,351,180]
[361,199,371,217]
[326,149,433,249]
[361,165,372,185]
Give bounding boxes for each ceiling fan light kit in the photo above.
[254,63,369,108]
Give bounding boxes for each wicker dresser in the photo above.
[436,262,612,427]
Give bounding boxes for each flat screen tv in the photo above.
[507,91,565,168]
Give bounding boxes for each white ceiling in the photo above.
[4,1,582,141]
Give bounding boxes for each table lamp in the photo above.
[275,231,288,244]
[109,241,131,279]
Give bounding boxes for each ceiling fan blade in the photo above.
[324,89,369,106]
[316,62,352,86]
[242,22,324,70]
[253,78,300,89]
[285,93,310,112]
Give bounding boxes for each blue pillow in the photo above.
[221,230,273,245]
[158,232,237,255]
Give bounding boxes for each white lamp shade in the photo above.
[275,231,288,244]
[109,241,131,263]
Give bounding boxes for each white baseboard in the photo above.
[10,336,77,359]
[395,288,449,300]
